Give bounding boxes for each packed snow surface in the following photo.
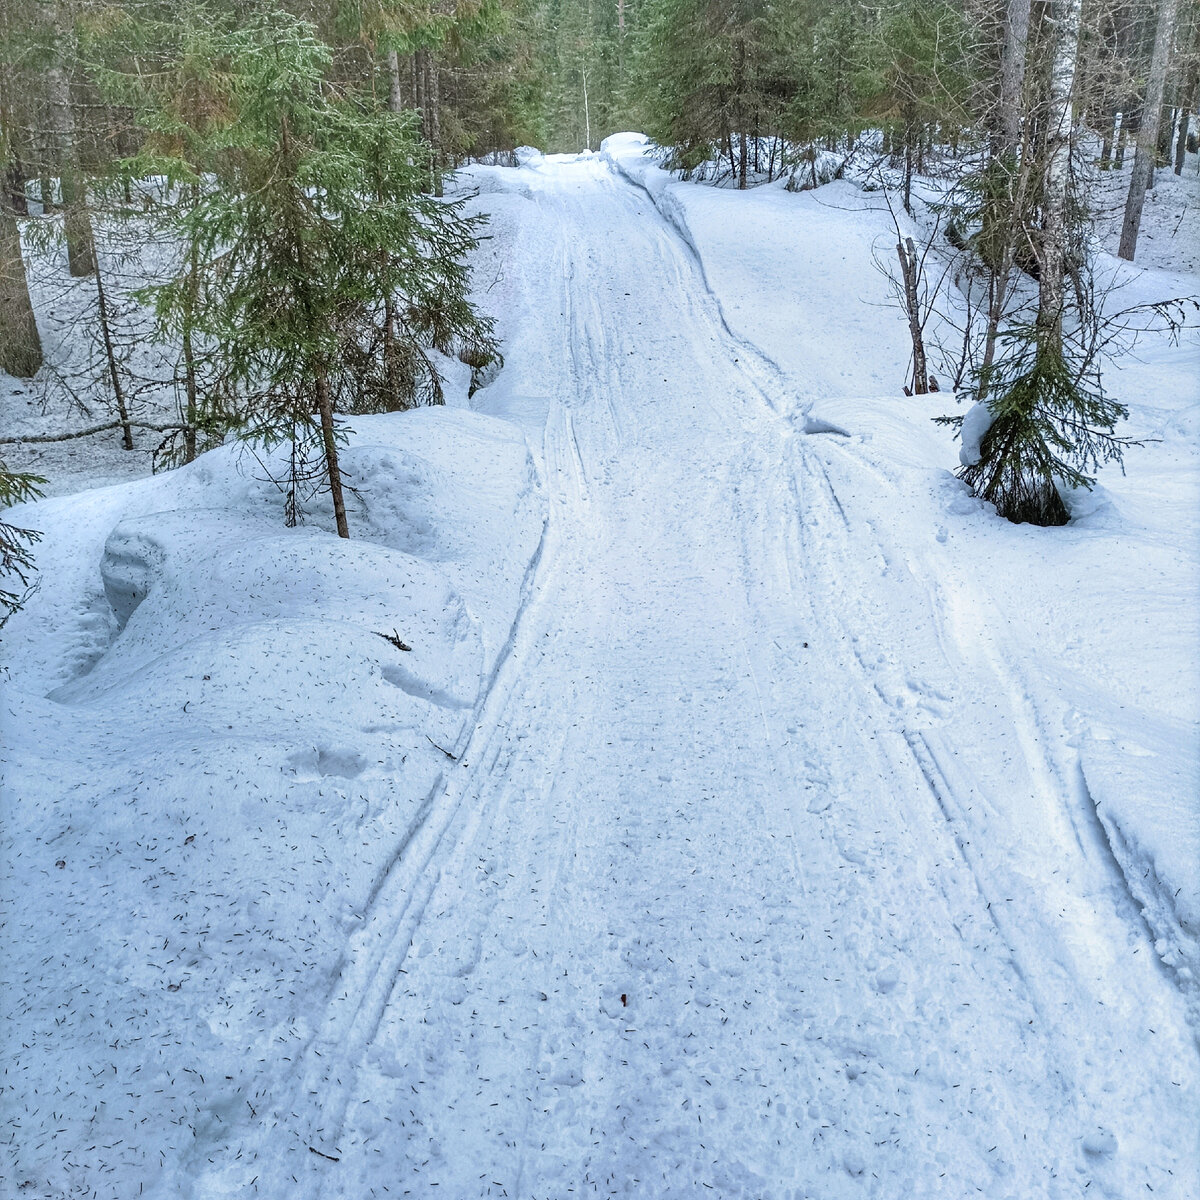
[3,139,1199,1199]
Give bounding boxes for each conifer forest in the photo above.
[2,1,1199,1197]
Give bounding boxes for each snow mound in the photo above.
[958,400,994,467]
[0,405,545,1199]
[72,513,485,714]
[514,145,545,167]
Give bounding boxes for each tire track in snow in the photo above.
[199,154,1198,1198]
[208,178,624,1192]
[786,435,1198,1162]
[178,495,557,1195]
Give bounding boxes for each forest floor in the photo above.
[2,142,1199,1200]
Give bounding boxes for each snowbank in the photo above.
[0,406,545,1198]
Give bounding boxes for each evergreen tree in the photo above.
[137,8,496,535]
[0,158,43,377]
[0,463,45,628]
[859,0,972,211]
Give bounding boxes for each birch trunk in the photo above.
[897,238,929,394]
[1036,0,1081,355]
[1119,0,1180,260]
[582,65,591,152]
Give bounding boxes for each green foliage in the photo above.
[631,0,727,163]
[857,0,972,129]
[133,8,496,521]
[627,0,973,178]
[0,463,45,628]
[785,3,869,147]
[942,325,1135,526]
[435,2,550,158]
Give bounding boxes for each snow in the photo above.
[602,133,1200,1029]
[957,400,993,466]
[4,137,1200,1199]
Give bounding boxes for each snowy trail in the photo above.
[199,157,1198,1199]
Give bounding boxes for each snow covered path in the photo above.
[186,155,1200,1199]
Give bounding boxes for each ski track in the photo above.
[191,158,1198,1199]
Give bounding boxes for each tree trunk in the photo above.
[977,262,1014,401]
[413,51,425,131]
[94,252,134,449]
[982,0,1031,264]
[0,203,43,378]
[387,49,405,115]
[182,324,198,462]
[735,39,748,189]
[1175,107,1191,173]
[179,197,201,463]
[582,64,591,152]
[999,0,1033,153]
[1099,117,1114,168]
[5,161,28,216]
[897,237,928,394]
[903,110,915,213]
[1119,0,1179,260]
[1158,106,1177,160]
[1037,0,1081,356]
[38,175,55,213]
[46,64,94,278]
[424,49,442,195]
[617,0,625,74]
[315,364,349,538]
[383,284,400,408]
[1174,66,1197,174]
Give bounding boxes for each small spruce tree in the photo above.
[0,463,45,628]
[949,321,1134,525]
[136,8,497,535]
[940,0,1134,527]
